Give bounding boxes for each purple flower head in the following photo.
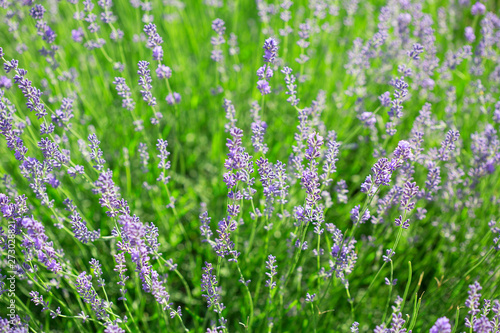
[165,92,181,105]
[257,65,273,79]
[3,59,18,74]
[90,258,105,287]
[250,102,268,154]
[471,2,486,15]
[493,101,500,123]
[421,78,435,90]
[335,179,348,204]
[372,158,393,186]
[263,37,278,63]
[152,45,163,61]
[282,66,299,106]
[361,175,377,196]
[64,198,100,243]
[199,205,213,242]
[265,254,277,289]
[350,205,370,224]
[137,61,156,106]
[465,281,482,319]
[473,316,492,333]
[30,4,46,19]
[143,23,163,48]
[156,139,171,185]
[408,43,424,60]
[156,64,172,79]
[0,76,11,89]
[465,26,476,42]
[305,132,324,161]
[257,79,271,95]
[104,325,125,333]
[30,291,49,312]
[383,249,395,262]
[438,130,460,161]
[358,112,376,128]
[43,27,57,44]
[223,99,237,132]
[394,215,410,229]
[110,29,124,41]
[113,77,135,111]
[393,140,412,162]
[201,262,225,313]
[88,134,105,171]
[305,293,316,302]
[400,181,419,212]
[212,18,226,36]
[75,272,108,320]
[114,253,129,301]
[379,91,391,107]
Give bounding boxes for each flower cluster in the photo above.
[257,37,278,95]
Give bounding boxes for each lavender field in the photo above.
[0,0,500,332]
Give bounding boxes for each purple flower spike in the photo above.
[465,26,476,42]
[29,4,46,19]
[263,37,278,63]
[471,2,486,15]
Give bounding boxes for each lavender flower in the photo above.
[263,37,278,63]
[137,61,156,107]
[383,249,395,262]
[11,66,48,119]
[408,43,424,60]
[90,258,105,287]
[335,179,348,204]
[0,76,11,89]
[471,2,486,15]
[350,205,371,224]
[465,281,482,328]
[400,181,419,212]
[64,199,100,243]
[320,138,340,187]
[104,324,125,333]
[165,92,181,105]
[156,139,171,185]
[88,134,106,171]
[113,253,129,301]
[361,141,412,196]
[201,262,226,314]
[75,272,108,320]
[327,223,357,286]
[211,19,226,63]
[29,4,46,19]
[265,254,277,290]
[257,38,278,95]
[143,23,164,61]
[438,130,460,161]
[465,26,476,42]
[223,99,237,132]
[249,101,268,153]
[305,293,316,302]
[200,204,213,242]
[30,291,49,312]
[379,91,391,107]
[138,142,150,173]
[282,66,299,106]
[156,64,172,79]
[113,77,135,111]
